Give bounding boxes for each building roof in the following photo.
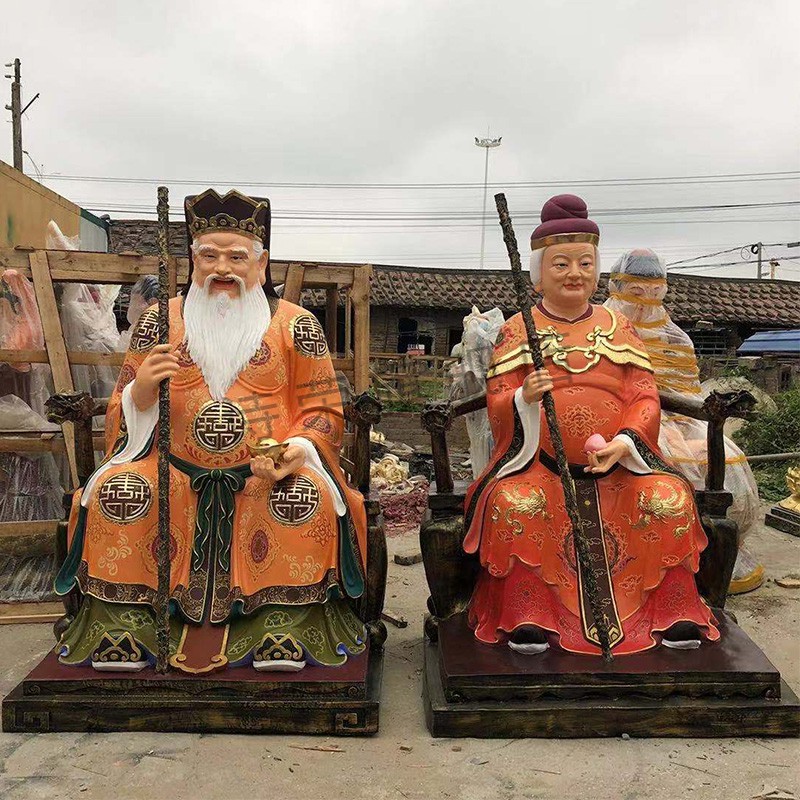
[368,265,800,328]
[109,219,800,328]
[738,329,800,356]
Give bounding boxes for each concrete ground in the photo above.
[1,514,798,800]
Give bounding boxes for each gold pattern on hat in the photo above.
[186,189,268,242]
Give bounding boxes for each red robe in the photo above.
[464,304,719,655]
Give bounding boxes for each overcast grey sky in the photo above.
[5,0,800,279]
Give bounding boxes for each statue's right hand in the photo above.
[521,368,554,405]
[130,344,180,411]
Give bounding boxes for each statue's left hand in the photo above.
[250,444,306,483]
[583,439,630,474]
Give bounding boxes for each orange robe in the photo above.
[464,304,719,655]
[57,296,366,628]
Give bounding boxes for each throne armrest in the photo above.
[422,388,757,496]
[46,392,111,487]
[344,391,382,496]
[660,389,756,492]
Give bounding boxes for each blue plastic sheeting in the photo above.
[737,329,800,355]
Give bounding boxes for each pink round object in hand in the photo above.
[584,433,608,454]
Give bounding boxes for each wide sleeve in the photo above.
[463,316,539,552]
[81,307,160,505]
[283,312,347,515]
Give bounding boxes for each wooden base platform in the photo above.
[3,647,382,735]
[424,613,800,738]
[765,505,800,537]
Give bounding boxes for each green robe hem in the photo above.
[57,596,366,668]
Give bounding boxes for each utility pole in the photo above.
[5,59,38,173]
[751,241,763,280]
[6,59,22,170]
[474,135,502,269]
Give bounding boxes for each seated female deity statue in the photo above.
[463,195,720,656]
[55,189,367,674]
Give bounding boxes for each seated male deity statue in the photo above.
[463,195,720,656]
[56,189,368,674]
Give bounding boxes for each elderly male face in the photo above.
[191,231,268,298]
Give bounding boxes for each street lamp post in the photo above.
[474,136,502,269]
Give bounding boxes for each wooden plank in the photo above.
[270,263,355,286]
[331,357,355,372]
[1,350,125,367]
[1,250,362,288]
[0,348,49,364]
[0,520,60,538]
[351,265,371,393]
[1,350,127,367]
[46,251,190,284]
[0,249,31,269]
[68,351,125,367]
[325,286,339,353]
[344,293,352,360]
[0,602,64,626]
[0,437,63,454]
[28,251,78,487]
[282,263,306,305]
[0,433,105,454]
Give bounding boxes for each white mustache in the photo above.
[203,273,246,290]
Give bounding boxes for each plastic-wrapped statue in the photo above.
[603,249,763,593]
[46,221,121,403]
[0,269,65,527]
[117,276,159,352]
[449,306,505,478]
[55,190,368,674]
[464,195,719,656]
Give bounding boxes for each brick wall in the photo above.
[375,412,470,451]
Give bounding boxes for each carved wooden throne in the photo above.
[419,389,800,738]
[2,384,389,736]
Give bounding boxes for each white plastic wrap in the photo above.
[117,276,159,351]
[603,250,762,568]
[46,221,122,409]
[450,306,505,478]
[0,394,65,542]
[0,269,52,418]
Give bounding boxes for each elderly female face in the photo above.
[535,242,597,308]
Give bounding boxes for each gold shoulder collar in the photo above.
[486,309,652,378]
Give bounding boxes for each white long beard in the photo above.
[183,277,271,401]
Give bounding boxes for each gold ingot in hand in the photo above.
[248,438,289,465]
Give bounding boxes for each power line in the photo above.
[667,241,800,266]
[667,256,800,271]
[81,199,800,221]
[41,169,800,190]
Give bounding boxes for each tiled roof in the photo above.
[367,265,800,327]
[109,219,800,327]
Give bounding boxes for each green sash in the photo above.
[169,454,251,573]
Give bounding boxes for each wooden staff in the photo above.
[494,193,613,662]
[155,186,172,672]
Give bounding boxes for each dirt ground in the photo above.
[1,513,798,800]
